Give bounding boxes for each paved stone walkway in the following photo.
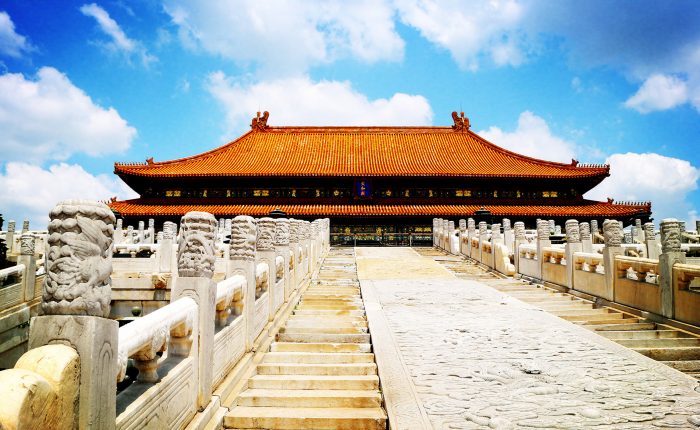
[357,247,700,429]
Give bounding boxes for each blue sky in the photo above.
[1,0,699,228]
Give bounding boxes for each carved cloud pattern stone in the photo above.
[42,200,116,318]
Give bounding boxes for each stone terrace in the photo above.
[358,247,700,429]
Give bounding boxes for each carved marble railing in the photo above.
[518,243,539,279]
[0,205,331,430]
[436,216,700,329]
[673,263,700,326]
[117,296,197,383]
[493,242,515,276]
[0,264,25,310]
[613,256,660,313]
[213,275,245,386]
[541,247,567,287]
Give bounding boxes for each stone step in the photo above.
[271,342,372,353]
[296,304,363,310]
[616,337,700,348]
[301,296,362,302]
[663,360,700,372]
[237,389,382,408]
[224,406,386,430]
[562,312,625,322]
[572,314,640,324]
[591,322,656,331]
[293,309,366,317]
[287,315,367,324]
[277,333,371,343]
[263,352,375,364]
[257,362,377,376]
[280,326,368,334]
[285,319,368,329]
[634,347,700,361]
[535,301,592,309]
[550,309,615,317]
[516,296,579,303]
[601,330,689,340]
[248,375,379,390]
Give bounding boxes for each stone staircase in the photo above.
[418,248,700,380]
[225,248,387,429]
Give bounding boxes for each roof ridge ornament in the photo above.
[251,111,270,131]
[451,111,470,132]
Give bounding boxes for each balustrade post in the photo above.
[579,222,592,253]
[229,216,257,350]
[602,220,624,301]
[478,222,488,263]
[137,221,145,244]
[170,211,217,410]
[126,225,134,244]
[159,221,177,273]
[591,220,600,244]
[467,218,475,258]
[274,218,291,303]
[448,221,456,254]
[565,219,582,289]
[502,219,513,254]
[29,200,118,430]
[289,219,302,289]
[256,217,278,320]
[432,218,439,247]
[114,218,123,244]
[147,218,155,244]
[6,220,15,254]
[458,219,467,256]
[645,222,660,259]
[536,220,551,280]
[303,221,313,275]
[513,222,526,275]
[18,234,36,301]
[442,219,449,251]
[659,219,685,318]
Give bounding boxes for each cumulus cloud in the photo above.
[586,152,700,223]
[0,11,34,57]
[477,111,577,163]
[205,73,433,132]
[481,112,699,222]
[624,74,689,113]
[0,162,138,229]
[163,0,403,74]
[394,0,526,70]
[0,67,136,163]
[80,3,156,67]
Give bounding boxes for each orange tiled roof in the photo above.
[108,200,650,218]
[114,124,609,179]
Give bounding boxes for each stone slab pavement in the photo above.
[356,247,700,429]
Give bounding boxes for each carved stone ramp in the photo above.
[224,248,386,429]
[420,248,700,380]
[359,247,700,429]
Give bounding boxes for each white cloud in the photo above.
[163,0,403,74]
[0,162,138,229]
[585,152,700,223]
[478,111,576,163]
[0,11,34,57]
[80,3,156,67]
[205,73,433,132]
[0,67,136,163]
[394,0,526,70]
[624,74,689,113]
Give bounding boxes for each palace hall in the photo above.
[109,111,651,245]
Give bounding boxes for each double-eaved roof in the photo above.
[110,112,650,220]
[115,123,609,180]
